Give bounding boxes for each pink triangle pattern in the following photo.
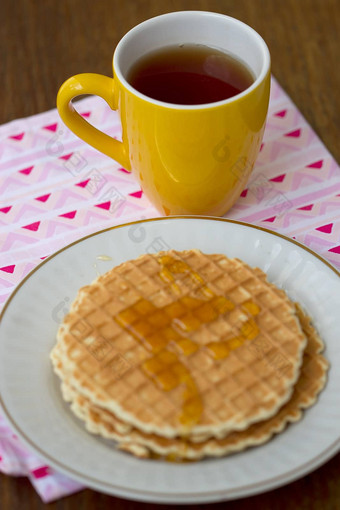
[275,109,287,118]
[294,220,340,260]
[9,132,25,141]
[95,201,111,210]
[0,160,86,198]
[285,128,301,138]
[59,153,73,161]
[253,192,340,233]
[22,221,40,232]
[75,179,90,188]
[269,173,286,183]
[316,223,333,234]
[0,175,137,227]
[0,206,12,214]
[35,193,51,203]
[0,265,15,274]
[297,204,314,211]
[19,166,34,175]
[59,210,77,219]
[256,126,318,167]
[266,107,301,132]
[43,123,58,132]
[0,204,43,228]
[307,160,323,169]
[129,190,143,198]
[233,157,337,209]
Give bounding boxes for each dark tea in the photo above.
[127,44,254,105]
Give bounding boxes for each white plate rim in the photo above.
[0,215,339,503]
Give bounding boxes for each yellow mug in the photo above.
[57,11,270,216]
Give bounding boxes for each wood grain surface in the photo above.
[1,0,339,508]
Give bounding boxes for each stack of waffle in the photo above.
[50,250,328,460]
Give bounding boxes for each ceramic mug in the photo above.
[57,11,270,216]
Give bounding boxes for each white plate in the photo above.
[0,217,339,504]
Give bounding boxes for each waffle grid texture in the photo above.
[51,250,308,439]
[51,300,328,459]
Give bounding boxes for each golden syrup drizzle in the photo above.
[149,451,193,463]
[115,296,203,428]
[207,306,261,360]
[94,255,113,276]
[114,255,261,429]
[96,255,113,261]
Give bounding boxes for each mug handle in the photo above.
[57,73,131,171]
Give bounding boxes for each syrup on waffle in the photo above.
[53,301,328,460]
[51,250,309,440]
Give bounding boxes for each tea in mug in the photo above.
[127,44,254,105]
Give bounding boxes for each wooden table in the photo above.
[1,0,339,508]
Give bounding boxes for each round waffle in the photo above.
[51,250,308,439]
[52,303,328,460]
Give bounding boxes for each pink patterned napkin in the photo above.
[0,77,339,502]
